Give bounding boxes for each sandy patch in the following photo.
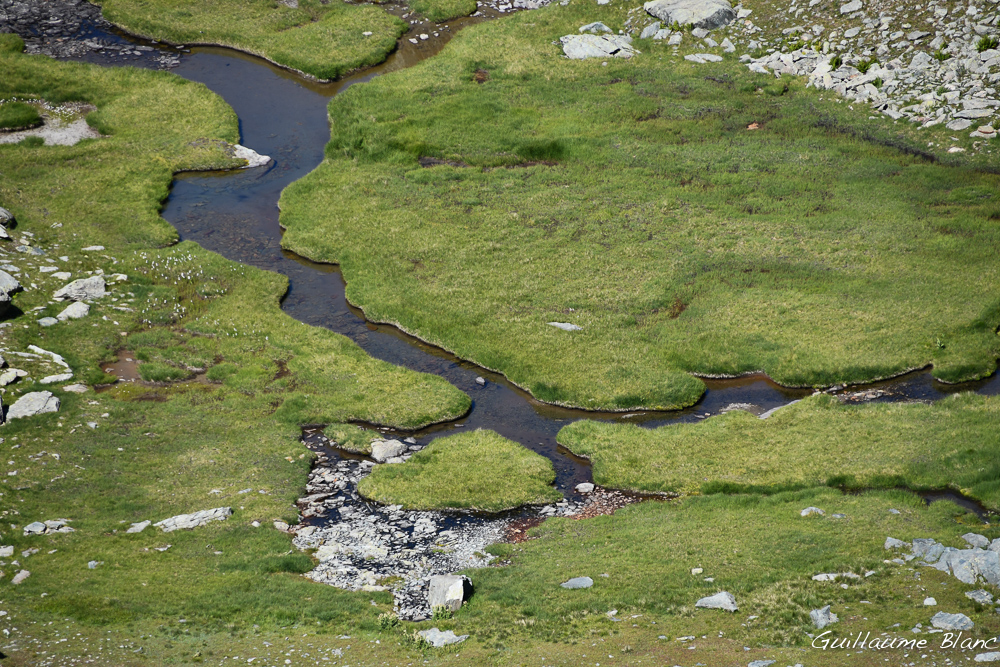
[0,101,103,146]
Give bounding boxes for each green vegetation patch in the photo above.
[279,2,1000,411]
[358,429,562,511]
[324,423,379,454]
[97,0,407,80]
[558,393,1000,506]
[410,0,477,23]
[0,100,42,130]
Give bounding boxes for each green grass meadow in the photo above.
[278,0,1000,411]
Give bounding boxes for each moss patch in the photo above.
[358,429,562,511]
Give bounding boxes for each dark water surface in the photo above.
[50,18,1000,494]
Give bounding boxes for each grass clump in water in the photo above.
[410,0,477,22]
[324,423,379,454]
[96,0,408,80]
[358,429,562,511]
[279,3,1000,411]
[0,100,42,130]
[558,393,1000,507]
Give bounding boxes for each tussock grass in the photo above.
[0,100,41,130]
[558,393,1000,507]
[96,0,407,80]
[279,2,1000,411]
[411,0,477,22]
[358,429,562,511]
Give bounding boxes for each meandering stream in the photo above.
[39,8,1000,496]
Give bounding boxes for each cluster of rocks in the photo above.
[23,518,73,535]
[0,0,182,68]
[885,532,1000,592]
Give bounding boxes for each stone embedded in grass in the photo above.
[924,597,937,606]
[685,53,724,63]
[967,590,994,605]
[57,301,89,321]
[931,611,974,631]
[153,506,232,532]
[371,439,407,462]
[748,661,776,667]
[579,21,612,34]
[561,576,593,589]
[80,245,105,251]
[964,533,990,549]
[839,0,862,13]
[40,373,73,385]
[643,0,735,30]
[695,590,738,611]
[11,570,29,585]
[0,206,14,227]
[126,520,151,534]
[418,627,468,647]
[640,22,661,39]
[428,574,470,613]
[62,384,88,393]
[0,269,22,296]
[884,536,908,549]
[975,652,1000,663]
[8,391,60,420]
[560,35,638,60]
[53,275,105,301]
[800,506,825,517]
[547,321,582,331]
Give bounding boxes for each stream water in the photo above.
[34,9,1000,497]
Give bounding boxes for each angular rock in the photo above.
[810,605,838,629]
[53,275,106,302]
[230,144,271,169]
[964,533,990,549]
[428,574,471,613]
[40,373,74,385]
[696,591,738,611]
[24,521,47,535]
[839,0,861,13]
[57,301,89,321]
[154,507,232,532]
[579,21,612,33]
[0,546,11,557]
[0,270,22,296]
[884,536,908,550]
[967,589,994,605]
[0,206,13,228]
[548,321,584,330]
[931,611,974,631]
[561,576,594,589]
[640,22,661,39]
[126,520,151,534]
[11,570,30,585]
[560,35,637,60]
[62,384,89,393]
[418,628,468,647]
[644,0,735,30]
[371,439,408,463]
[8,391,60,419]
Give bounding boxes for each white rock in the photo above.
[800,506,825,517]
[975,652,1000,662]
[0,546,11,557]
[62,384,89,393]
[371,439,408,462]
[696,591,738,611]
[428,574,470,612]
[931,611,974,631]
[40,373,73,385]
[126,520,151,534]
[810,605,839,629]
[11,570,29,585]
[81,245,105,252]
[579,22,613,34]
[924,597,937,606]
[560,34,638,60]
[53,275,105,302]
[575,482,595,493]
[839,0,861,13]
[230,144,271,169]
[57,301,89,321]
[418,628,468,647]
[8,391,60,419]
[153,507,232,532]
[644,0,735,30]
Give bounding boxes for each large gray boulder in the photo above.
[696,591,738,611]
[560,34,638,60]
[931,611,974,631]
[810,605,839,629]
[644,0,735,30]
[428,574,471,613]
[154,507,232,532]
[53,275,106,302]
[0,270,21,296]
[8,391,60,420]
[371,439,408,463]
[418,628,468,647]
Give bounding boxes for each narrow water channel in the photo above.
[43,10,1000,494]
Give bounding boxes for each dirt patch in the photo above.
[418,156,470,168]
[472,68,489,83]
[0,101,102,146]
[504,516,544,543]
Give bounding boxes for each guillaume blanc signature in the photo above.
[812,631,999,651]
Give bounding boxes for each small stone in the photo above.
[967,589,994,605]
[57,301,89,321]
[884,536,907,549]
[417,628,468,647]
[579,21,613,34]
[561,576,594,589]
[810,605,839,629]
[839,0,861,13]
[274,520,290,532]
[575,482,595,493]
[11,570,29,585]
[38,317,59,327]
[0,546,12,557]
[87,560,101,569]
[924,597,937,606]
[800,506,825,517]
[62,384,89,393]
[975,652,1000,662]
[24,521,47,535]
[40,373,74,385]
[475,376,486,385]
[696,591,738,611]
[81,245,105,251]
[748,661,776,667]
[0,207,14,227]
[692,567,703,575]
[126,520,150,534]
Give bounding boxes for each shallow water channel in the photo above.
[52,11,1000,497]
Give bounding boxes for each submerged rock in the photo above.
[560,35,638,60]
[643,0,735,30]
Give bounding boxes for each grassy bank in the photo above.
[558,393,1000,505]
[0,34,467,645]
[97,0,407,80]
[278,0,1000,411]
[357,429,562,510]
